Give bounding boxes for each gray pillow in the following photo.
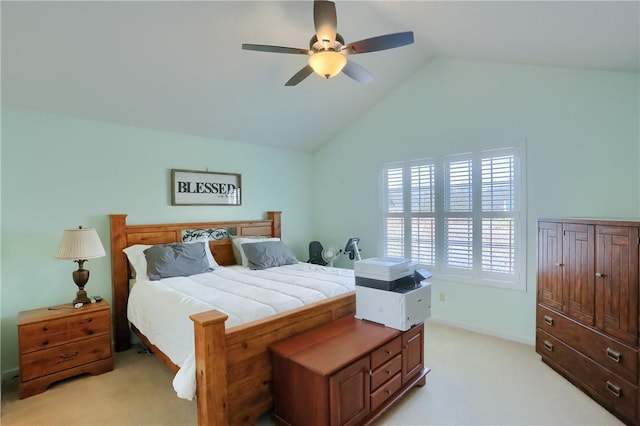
[242,240,298,270]
[144,241,213,280]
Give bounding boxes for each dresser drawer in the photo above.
[371,336,401,369]
[371,372,402,411]
[371,354,402,391]
[537,329,637,420]
[20,334,111,381]
[537,304,637,383]
[68,310,110,340]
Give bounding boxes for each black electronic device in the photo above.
[93,295,103,302]
[355,275,415,291]
[344,237,361,261]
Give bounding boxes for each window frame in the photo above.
[381,146,526,291]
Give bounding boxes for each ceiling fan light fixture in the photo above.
[308,51,347,79]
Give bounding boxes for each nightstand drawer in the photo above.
[20,334,111,381]
[19,320,68,353]
[68,310,110,339]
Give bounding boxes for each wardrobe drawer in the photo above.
[537,329,637,420]
[537,304,637,383]
[371,336,401,370]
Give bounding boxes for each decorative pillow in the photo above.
[123,239,218,282]
[231,236,280,266]
[242,240,298,270]
[144,241,213,280]
[123,244,152,281]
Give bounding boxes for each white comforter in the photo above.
[127,263,355,399]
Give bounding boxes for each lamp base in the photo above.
[74,289,91,305]
[72,263,91,305]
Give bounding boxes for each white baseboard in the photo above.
[427,316,535,346]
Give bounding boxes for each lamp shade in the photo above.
[56,227,106,260]
[308,51,347,79]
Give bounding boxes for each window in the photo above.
[382,147,524,289]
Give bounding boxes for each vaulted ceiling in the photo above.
[2,1,638,152]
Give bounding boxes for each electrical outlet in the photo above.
[439,292,446,302]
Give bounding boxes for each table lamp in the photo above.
[56,226,106,304]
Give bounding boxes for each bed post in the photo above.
[191,310,229,426]
[109,214,131,352]
[268,211,281,238]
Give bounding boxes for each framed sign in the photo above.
[171,169,241,206]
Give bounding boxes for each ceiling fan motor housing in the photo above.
[309,33,346,52]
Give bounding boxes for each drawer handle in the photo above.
[86,330,94,335]
[42,326,49,332]
[543,315,554,326]
[60,351,79,361]
[543,340,553,352]
[386,389,392,395]
[87,318,93,323]
[555,263,564,267]
[41,339,49,346]
[606,348,621,363]
[595,272,606,278]
[606,381,621,397]
[386,370,392,375]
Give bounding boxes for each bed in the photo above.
[109,212,356,425]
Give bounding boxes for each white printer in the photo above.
[354,258,432,331]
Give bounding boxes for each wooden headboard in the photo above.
[109,211,282,352]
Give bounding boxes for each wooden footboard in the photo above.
[191,292,355,426]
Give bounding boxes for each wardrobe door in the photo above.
[563,223,595,326]
[596,225,639,346]
[538,221,564,312]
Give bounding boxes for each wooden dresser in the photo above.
[536,219,640,424]
[270,316,429,426]
[18,301,113,398]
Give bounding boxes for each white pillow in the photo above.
[123,244,152,281]
[231,236,280,267]
[123,239,218,282]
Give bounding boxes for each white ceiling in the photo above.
[2,1,638,152]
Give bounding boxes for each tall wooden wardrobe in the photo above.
[536,219,640,425]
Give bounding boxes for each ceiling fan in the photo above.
[242,0,414,86]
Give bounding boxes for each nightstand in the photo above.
[17,301,113,398]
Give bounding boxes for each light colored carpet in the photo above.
[1,320,623,425]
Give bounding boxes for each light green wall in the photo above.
[0,107,313,373]
[312,58,640,344]
[2,58,638,374]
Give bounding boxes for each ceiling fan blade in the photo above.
[242,44,312,55]
[285,65,314,86]
[342,60,374,85]
[313,0,337,46]
[343,31,414,55]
